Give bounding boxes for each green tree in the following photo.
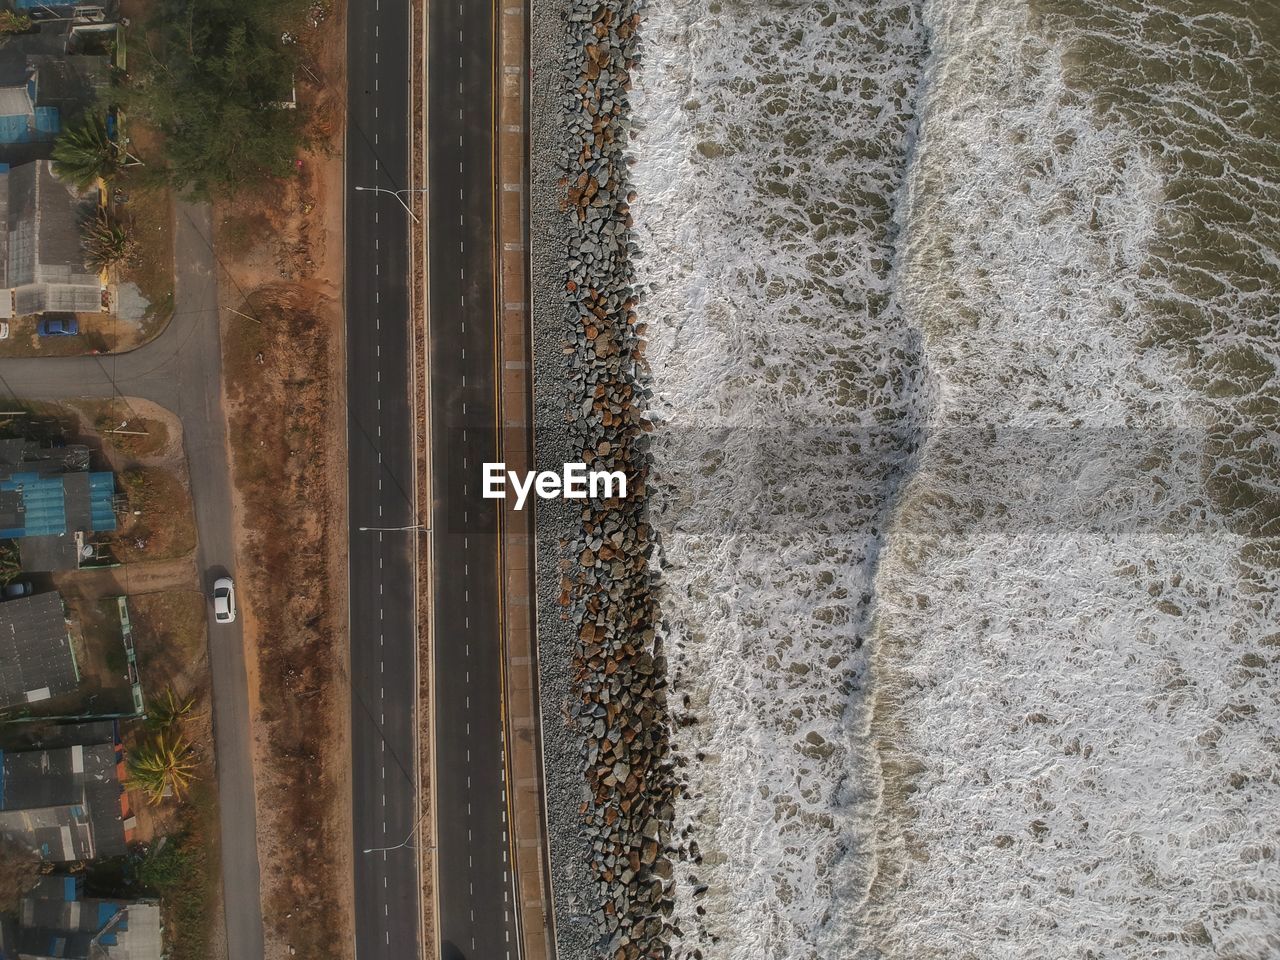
[52,112,121,190]
[82,211,138,272]
[129,731,199,804]
[122,0,308,197]
[0,12,31,36]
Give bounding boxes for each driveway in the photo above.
[0,201,266,960]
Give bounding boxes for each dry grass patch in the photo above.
[115,170,176,336]
[130,590,209,699]
[126,590,219,960]
[72,398,171,459]
[225,284,346,959]
[113,467,197,562]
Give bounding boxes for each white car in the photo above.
[212,577,237,624]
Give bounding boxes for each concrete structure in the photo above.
[0,439,116,571]
[0,591,78,708]
[0,728,128,862]
[0,874,161,960]
[0,202,263,957]
[0,13,112,162]
[0,160,103,317]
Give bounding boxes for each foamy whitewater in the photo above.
[631,0,1280,957]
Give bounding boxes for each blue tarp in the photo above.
[96,902,121,943]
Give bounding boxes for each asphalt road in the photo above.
[426,0,523,956]
[347,0,519,954]
[345,2,422,959]
[0,203,266,960]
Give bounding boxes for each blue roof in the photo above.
[34,106,60,136]
[89,473,116,531]
[0,473,68,536]
[0,472,116,538]
[0,113,31,144]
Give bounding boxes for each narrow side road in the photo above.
[0,202,265,960]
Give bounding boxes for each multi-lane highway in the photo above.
[425,0,523,954]
[346,1,420,958]
[347,0,519,957]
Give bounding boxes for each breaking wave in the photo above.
[630,0,1280,956]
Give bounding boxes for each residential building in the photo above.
[0,438,116,571]
[0,159,103,317]
[0,591,78,709]
[0,724,129,862]
[0,11,112,162]
[0,874,161,960]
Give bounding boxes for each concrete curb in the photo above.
[496,0,557,955]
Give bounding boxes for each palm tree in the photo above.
[147,688,197,730]
[128,731,199,805]
[82,211,137,272]
[52,112,120,190]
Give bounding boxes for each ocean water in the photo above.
[630,0,927,954]
[630,0,1279,957]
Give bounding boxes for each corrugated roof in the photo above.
[0,85,32,120]
[0,738,124,863]
[0,591,77,710]
[0,465,116,538]
[12,890,160,960]
[2,160,100,309]
[19,532,84,572]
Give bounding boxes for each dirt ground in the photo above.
[214,3,354,959]
[68,397,198,566]
[125,589,224,960]
[4,398,200,721]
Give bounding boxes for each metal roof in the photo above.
[0,738,124,863]
[0,85,33,121]
[13,895,160,960]
[0,591,78,710]
[7,160,100,286]
[18,532,84,572]
[0,470,116,539]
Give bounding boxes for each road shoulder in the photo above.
[496,0,555,956]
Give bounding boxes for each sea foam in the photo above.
[631,0,927,955]
[630,0,1280,956]
[856,1,1280,957]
